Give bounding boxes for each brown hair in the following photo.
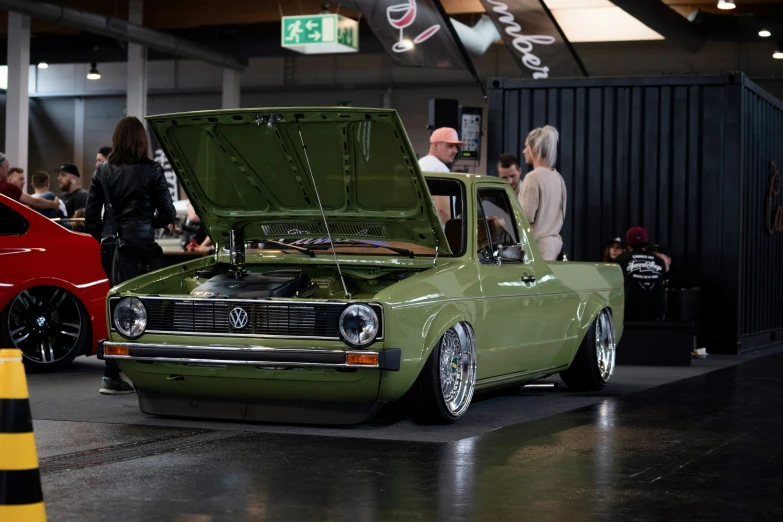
[31,170,50,189]
[8,167,24,175]
[498,153,519,169]
[602,242,626,263]
[108,116,149,165]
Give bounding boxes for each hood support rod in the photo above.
[291,117,351,300]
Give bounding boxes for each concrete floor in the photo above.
[22,347,783,521]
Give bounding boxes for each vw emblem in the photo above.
[229,307,249,329]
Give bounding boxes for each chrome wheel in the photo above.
[595,309,616,383]
[438,322,476,417]
[6,287,84,365]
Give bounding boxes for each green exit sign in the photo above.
[281,14,359,54]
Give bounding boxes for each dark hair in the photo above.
[99,146,112,157]
[602,242,625,262]
[8,167,24,175]
[498,153,519,169]
[108,117,149,165]
[31,170,50,188]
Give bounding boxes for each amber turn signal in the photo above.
[346,353,379,366]
[104,345,130,356]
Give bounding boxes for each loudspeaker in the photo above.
[428,98,459,132]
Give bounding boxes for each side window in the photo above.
[476,188,519,263]
[426,178,466,256]
[0,201,29,236]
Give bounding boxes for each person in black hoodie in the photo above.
[85,116,177,395]
[615,226,667,321]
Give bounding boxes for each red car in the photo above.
[0,194,110,372]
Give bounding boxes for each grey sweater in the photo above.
[518,167,567,244]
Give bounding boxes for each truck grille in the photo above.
[110,298,383,340]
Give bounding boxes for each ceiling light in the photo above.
[773,50,783,60]
[37,62,48,69]
[86,62,101,80]
[717,0,736,9]
[759,29,771,38]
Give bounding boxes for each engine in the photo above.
[190,270,309,299]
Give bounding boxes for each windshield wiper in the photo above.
[261,240,315,257]
[318,240,416,258]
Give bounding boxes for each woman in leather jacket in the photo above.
[85,116,177,395]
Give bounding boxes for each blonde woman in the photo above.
[519,125,567,261]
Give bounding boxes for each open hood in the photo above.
[147,108,451,254]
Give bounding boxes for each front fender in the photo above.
[0,276,109,356]
[377,301,474,402]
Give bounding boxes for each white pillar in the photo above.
[73,98,85,180]
[126,1,147,119]
[5,13,30,192]
[222,68,241,109]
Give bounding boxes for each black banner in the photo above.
[351,0,475,72]
[479,0,587,78]
[150,133,180,202]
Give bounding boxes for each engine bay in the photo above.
[190,270,309,299]
[178,264,419,300]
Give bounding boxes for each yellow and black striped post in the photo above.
[0,349,46,521]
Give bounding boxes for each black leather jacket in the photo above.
[84,159,176,246]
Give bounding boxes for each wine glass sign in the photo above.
[386,0,441,53]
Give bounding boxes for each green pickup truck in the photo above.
[99,107,624,425]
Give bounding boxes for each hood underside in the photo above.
[147,108,450,254]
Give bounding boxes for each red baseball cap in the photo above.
[626,226,649,246]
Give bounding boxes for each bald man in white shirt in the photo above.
[419,127,466,227]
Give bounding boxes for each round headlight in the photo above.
[114,298,147,339]
[339,304,379,347]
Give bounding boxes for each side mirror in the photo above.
[496,244,525,265]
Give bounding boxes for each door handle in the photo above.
[521,275,536,283]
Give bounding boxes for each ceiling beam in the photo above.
[610,0,707,52]
[0,0,247,70]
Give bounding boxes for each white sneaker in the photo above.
[692,347,708,359]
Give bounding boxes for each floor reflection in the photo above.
[41,352,783,521]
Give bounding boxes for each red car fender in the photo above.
[0,194,111,356]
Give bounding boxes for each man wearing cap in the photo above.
[419,127,465,226]
[57,163,89,218]
[419,127,465,173]
[615,226,667,321]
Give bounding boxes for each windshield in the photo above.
[242,238,434,257]
[218,177,466,258]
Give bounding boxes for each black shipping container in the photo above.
[487,73,783,354]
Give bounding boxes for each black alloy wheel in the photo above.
[1,286,89,372]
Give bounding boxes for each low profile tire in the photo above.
[0,286,90,373]
[407,322,477,424]
[560,308,617,391]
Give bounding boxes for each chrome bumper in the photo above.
[98,341,401,371]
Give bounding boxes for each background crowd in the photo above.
[0,146,114,227]
[419,124,692,328]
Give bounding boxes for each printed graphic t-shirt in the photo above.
[616,248,667,321]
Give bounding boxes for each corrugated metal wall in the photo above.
[488,75,752,353]
[740,81,783,340]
